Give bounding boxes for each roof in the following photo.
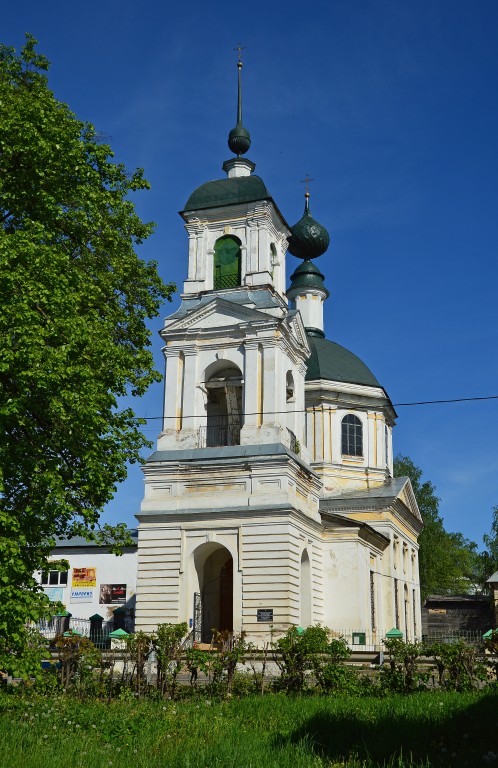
[424,594,491,603]
[146,443,315,476]
[53,529,138,548]
[487,570,498,584]
[319,477,423,527]
[305,333,381,388]
[165,286,286,324]
[183,175,271,211]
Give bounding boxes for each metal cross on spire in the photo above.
[301,174,314,195]
[234,43,246,65]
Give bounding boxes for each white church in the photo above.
[134,61,423,645]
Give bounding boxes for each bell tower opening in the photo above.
[213,236,241,290]
[203,363,243,447]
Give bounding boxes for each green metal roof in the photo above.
[305,333,381,388]
[184,175,270,212]
[287,195,330,260]
[288,259,329,297]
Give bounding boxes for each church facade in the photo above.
[135,62,423,645]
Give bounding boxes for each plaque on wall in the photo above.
[257,608,273,622]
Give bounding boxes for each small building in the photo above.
[487,570,498,628]
[422,594,493,640]
[38,530,137,625]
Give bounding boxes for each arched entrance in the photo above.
[193,543,233,643]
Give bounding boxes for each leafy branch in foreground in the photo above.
[0,34,175,672]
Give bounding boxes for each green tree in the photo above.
[0,35,174,672]
[394,455,479,599]
[476,506,498,590]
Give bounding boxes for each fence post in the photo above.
[113,606,127,631]
[55,610,71,635]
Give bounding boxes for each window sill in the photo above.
[342,455,364,464]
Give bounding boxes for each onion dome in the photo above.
[228,60,251,156]
[287,192,330,259]
[288,259,329,299]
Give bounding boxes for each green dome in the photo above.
[288,194,330,260]
[183,175,270,212]
[228,121,251,156]
[305,332,381,388]
[288,259,329,297]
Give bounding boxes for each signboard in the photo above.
[70,588,94,603]
[72,567,96,587]
[100,584,127,604]
[44,587,63,603]
[257,608,273,623]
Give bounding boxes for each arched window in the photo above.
[300,549,312,627]
[213,236,241,290]
[204,363,243,447]
[286,370,295,403]
[341,414,363,457]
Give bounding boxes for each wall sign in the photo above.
[44,587,64,603]
[72,567,96,587]
[257,608,273,622]
[70,589,94,603]
[100,584,127,604]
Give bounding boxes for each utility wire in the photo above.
[131,394,498,422]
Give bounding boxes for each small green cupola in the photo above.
[288,259,329,298]
[287,191,330,260]
[287,190,330,335]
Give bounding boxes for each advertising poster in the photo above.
[44,587,64,603]
[70,588,94,603]
[72,567,96,587]
[99,584,127,604]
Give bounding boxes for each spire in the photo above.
[228,46,251,156]
[287,186,331,335]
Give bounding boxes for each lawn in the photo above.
[1,689,497,767]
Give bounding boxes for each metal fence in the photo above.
[421,629,486,646]
[198,421,241,448]
[34,616,131,648]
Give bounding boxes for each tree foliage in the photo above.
[394,455,479,599]
[0,35,174,669]
[476,506,498,590]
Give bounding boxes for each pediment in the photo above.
[283,311,310,356]
[320,476,422,525]
[397,478,422,523]
[165,296,278,333]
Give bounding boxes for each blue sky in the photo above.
[4,1,498,546]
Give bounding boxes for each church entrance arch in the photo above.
[193,543,234,643]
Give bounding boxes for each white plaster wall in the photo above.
[294,293,324,332]
[41,549,137,621]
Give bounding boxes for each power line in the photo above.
[132,394,498,422]
[393,395,498,407]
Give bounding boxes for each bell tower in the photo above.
[135,57,322,640]
[157,56,311,457]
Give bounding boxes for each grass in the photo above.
[1,689,497,767]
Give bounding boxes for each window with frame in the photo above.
[341,414,363,457]
[40,570,68,586]
[213,236,241,290]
